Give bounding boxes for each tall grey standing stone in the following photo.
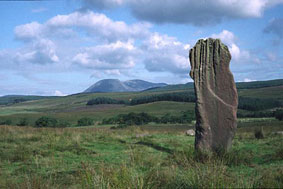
[189,38,238,153]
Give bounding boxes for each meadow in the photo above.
[0,120,282,188]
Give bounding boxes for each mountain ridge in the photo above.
[84,79,168,93]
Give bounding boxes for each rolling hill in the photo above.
[145,79,283,92]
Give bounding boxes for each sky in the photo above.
[0,0,283,96]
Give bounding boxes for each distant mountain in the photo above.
[144,82,194,92]
[84,79,168,93]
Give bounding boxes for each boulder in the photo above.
[189,38,238,153]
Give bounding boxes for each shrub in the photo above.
[57,120,71,128]
[35,116,58,128]
[77,117,93,126]
[160,111,194,124]
[102,111,195,126]
[17,118,29,126]
[0,119,12,125]
[274,110,283,121]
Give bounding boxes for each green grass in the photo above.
[0,121,282,188]
[0,101,195,126]
[238,85,283,100]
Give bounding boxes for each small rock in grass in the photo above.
[185,129,195,136]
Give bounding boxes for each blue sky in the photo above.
[0,0,283,96]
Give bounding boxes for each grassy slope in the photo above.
[238,85,283,100]
[0,95,55,105]
[146,78,283,92]
[0,123,282,188]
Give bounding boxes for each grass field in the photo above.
[0,120,282,188]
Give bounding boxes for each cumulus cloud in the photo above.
[208,30,283,81]
[46,11,151,42]
[14,22,44,41]
[211,30,250,61]
[15,11,150,43]
[4,10,151,70]
[73,40,138,70]
[142,33,190,75]
[81,0,283,25]
[0,39,59,68]
[15,39,59,64]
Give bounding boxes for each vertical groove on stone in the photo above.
[189,38,238,153]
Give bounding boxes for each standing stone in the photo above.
[189,38,238,153]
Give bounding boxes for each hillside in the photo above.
[146,79,283,92]
[84,79,167,93]
[0,95,54,106]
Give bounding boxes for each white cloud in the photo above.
[15,11,150,43]
[14,22,44,41]
[6,10,151,70]
[243,78,257,82]
[46,11,151,42]
[210,30,251,61]
[81,0,283,25]
[142,33,190,75]
[54,90,66,96]
[73,40,138,70]
[14,39,59,65]
[211,30,235,46]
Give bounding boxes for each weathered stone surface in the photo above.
[189,38,238,152]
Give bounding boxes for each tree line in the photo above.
[102,111,195,128]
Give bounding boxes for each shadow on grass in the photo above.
[135,141,173,154]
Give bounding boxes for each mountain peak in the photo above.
[84,79,167,93]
